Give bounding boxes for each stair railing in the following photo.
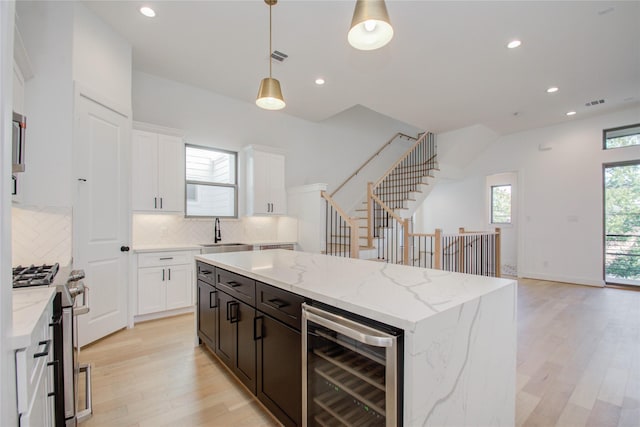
[372,132,436,210]
[369,191,410,264]
[321,191,359,258]
[330,132,418,198]
[439,227,501,277]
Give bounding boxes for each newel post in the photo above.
[350,218,360,259]
[434,228,442,270]
[457,227,465,272]
[403,218,410,265]
[367,182,373,248]
[495,227,501,277]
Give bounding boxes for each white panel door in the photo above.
[268,153,286,214]
[74,93,130,347]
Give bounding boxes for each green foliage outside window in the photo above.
[491,185,511,224]
[605,163,640,281]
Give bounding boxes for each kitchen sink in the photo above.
[200,243,253,254]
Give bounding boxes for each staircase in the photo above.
[323,132,439,262]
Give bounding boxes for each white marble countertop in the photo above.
[134,241,297,253]
[196,250,516,331]
[11,287,56,350]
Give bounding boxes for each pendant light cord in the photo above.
[269,3,273,79]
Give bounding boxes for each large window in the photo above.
[491,185,512,224]
[603,123,640,150]
[185,145,237,217]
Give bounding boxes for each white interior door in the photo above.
[74,92,130,347]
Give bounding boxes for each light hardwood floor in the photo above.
[79,278,640,426]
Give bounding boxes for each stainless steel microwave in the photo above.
[12,112,26,173]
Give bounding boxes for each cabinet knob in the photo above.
[120,246,130,252]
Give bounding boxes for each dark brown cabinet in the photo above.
[215,270,256,393]
[197,279,217,349]
[257,314,301,427]
[197,263,303,426]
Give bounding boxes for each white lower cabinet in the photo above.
[137,250,198,316]
[16,300,54,427]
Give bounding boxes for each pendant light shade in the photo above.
[256,77,285,110]
[256,0,285,110]
[348,0,394,51]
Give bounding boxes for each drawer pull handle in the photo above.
[159,257,173,260]
[34,340,51,358]
[265,298,288,309]
[200,270,212,275]
[227,281,242,288]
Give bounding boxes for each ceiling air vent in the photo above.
[585,99,605,107]
[271,50,288,62]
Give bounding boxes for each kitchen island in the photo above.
[196,249,516,426]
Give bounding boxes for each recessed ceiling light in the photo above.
[547,87,559,93]
[140,6,156,18]
[315,78,325,86]
[566,111,577,116]
[507,40,522,49]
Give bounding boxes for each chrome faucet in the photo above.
[214,218,222,243]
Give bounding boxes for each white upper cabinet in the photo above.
[245,146,286,215]
[132,129,185,212]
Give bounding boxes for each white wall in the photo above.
[132,71,421,214]
[13,1,131,261]
[72,2,131,111]
[416,106,640,286]
[16,0,74,207]
[0,0,17,423]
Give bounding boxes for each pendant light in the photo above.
[348,0,394,51]
[256,0,285,110]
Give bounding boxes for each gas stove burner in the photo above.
[12,263,60,288]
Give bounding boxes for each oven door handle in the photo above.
[302,304,395,348]
[75,285,90,315]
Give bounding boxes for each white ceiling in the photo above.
[84,0,640,135]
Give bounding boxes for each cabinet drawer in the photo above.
[197,262,215,285]
[138,251,194,268]
[216,269,255,306]
[256,282,305,330]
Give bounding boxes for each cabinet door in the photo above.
[267,153,286,215]
[132,130,159,211]
[197,280,217,348]
[165,264,192,310]
[251,150,271,214]
[215,290,236,369]
[137,267,166,315]
[157,135,184,212]
[257,315,301,427]
[19,364,50,427]
[235,301,257,394]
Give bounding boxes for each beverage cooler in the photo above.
[302,303,403,427]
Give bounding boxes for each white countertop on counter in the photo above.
[196,250,515,331]
[11,287,56,350]
[133,244,204,253]
[133,241,296,253]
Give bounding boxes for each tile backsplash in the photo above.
[132,214,297,246]
[12,205,73,266]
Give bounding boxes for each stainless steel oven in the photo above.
[302,303,403,427]
[61,272,92,426]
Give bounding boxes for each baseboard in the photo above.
[518,272,605,288]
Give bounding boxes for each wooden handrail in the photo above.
[330,132,417,197]
[370,192,405,223]
[373,132,433,189]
